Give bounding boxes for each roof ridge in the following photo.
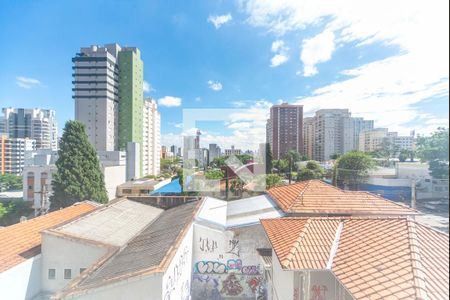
[283,218,312,268]
[326,220,345,269]
[406,219,429,300]
[289,180,312,212]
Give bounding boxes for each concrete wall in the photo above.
[41,233,109,294]
[102,165,126,200]
[272,251,293,300]
[162,224,194,300]
[65,273,163,300]
[191,223,270,299]
[0,255,42,300]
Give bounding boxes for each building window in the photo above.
[64,269,72,279]
[48,269,56,279]
[80,268,86,274]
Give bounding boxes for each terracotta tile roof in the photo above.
[0,202,98,273]
[267,180,416,215]
[261,217,449,300]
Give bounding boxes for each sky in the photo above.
[0,0,448,150]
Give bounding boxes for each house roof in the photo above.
[0,202,98,273]
[196,195,284,228]
[56,200,200,298]
[261,217,449,300]
[267,180,416,215]
[48,199,164,246]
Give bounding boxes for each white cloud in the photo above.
[208,14,232,29]
[207,80,223,91]
[143,80,154,93]
[300,30,335,76]
[158,96,182,107]
[270,40,289,67]
[270,54,289,67]
[16,76,41,89]
[239,0,449,134]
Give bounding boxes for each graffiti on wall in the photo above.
[195,261,227,274]
[193,274,221,300]
[310,285,328,300]
[199,237,218,253]
[221,274,244,296]
[226,239,240,257]
[164,245,190,300]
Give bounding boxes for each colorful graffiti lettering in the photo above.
[195,261,227,274]
[247,276,262,293]
[241,265,260,275]
[227,259,242,271]
[226,239,240,257]
[310,285,327,300]
[199,237,218,253]
[221,274,244,296]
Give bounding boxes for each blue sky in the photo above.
[0,0,448,149]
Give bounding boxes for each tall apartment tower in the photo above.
[314,109,354,161]
[303,117,315,160]
[352,118,374,150]
[266,103,303,160]
[0,108,58,150]
[73,44,121,151]
[142,99,160,176]
[0,136,36,175]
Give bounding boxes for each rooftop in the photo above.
[48,199,164,246]
[267,180,416,215]
[0,202,98,273]
[261,217,449,300]
[56,200,200,298]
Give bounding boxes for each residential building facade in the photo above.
[0,108,58,150]
[303,117,315,160]
[142,99,160,176]
[208,143,221,163]
[0,136,36,175]
[359,128,389,152]
[224,145,242,156]
[266,103,303,160]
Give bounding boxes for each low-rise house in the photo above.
[261,217,449,300]
[267,180,416,217]
[0,202,98,300]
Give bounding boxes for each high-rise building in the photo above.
[224,145,242,156]
[266,103,304,160]
[208,144,221,163]
[0,108,58,150]
[118,47,144,151]
[359,128,389,152]
[0,135,36,175]
[170,145,178,157]
[313,109,355,161]
[73,44,121,151]
[352,118,374,150]
[142,99,160,176]
[303,117,315,160]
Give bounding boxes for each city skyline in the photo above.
[0,0,448,151]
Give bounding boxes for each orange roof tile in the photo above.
[267,180,416,215]
[261,217,449,300]
[0,202,98,273]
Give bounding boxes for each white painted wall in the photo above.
[191,223,270,299]
[0,255,42,300]
[162,224,194,300]
[272,251,294,300]
[102,165,126,200]
[41,233,109,294]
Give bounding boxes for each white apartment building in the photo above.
[142,99,160,176]
[313,109,354,161]
[73,44,121,151]
[22,149,58,214]
[303,117,315,160]
[359,128,389,152]
[0,136,36,175]
[0,108,58,150]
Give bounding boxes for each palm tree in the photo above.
[285,150,301,184]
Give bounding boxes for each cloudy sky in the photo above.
[0,0,448,150]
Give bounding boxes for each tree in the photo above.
[266,174,283,189]
[398,149,409,162]
[297,161,325,181]
[204,169,225,180]
[265,143,273,174]
[285,150,301,184]
[0,174,23,191]
[330,154,341,160]
[50,121,108,209]
[230,178,245,197]
[333,151,376,190]
[273,159,289,175]
[417,127,449,179]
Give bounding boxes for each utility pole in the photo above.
[411,179,416,209]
